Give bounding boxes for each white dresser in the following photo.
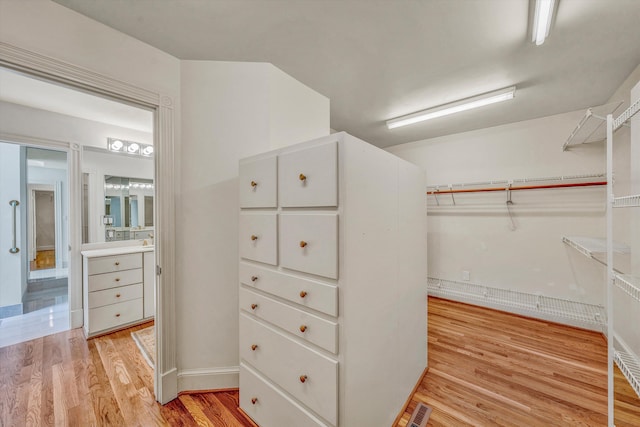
[81,246,155,338]
[238,132,427,427]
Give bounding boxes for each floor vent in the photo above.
[408,402,432,427]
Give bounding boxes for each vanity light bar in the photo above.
[107,138,154,157]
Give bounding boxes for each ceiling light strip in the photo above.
[532,0,556,46]
[386,86,516,130]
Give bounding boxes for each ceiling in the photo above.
[43,0,640,147]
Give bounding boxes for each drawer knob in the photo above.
[115,261,120,266]
[115,313,121,317]
[251,397,258,405]
[299,325,307,333]
[299,241,308,248]
[299,375,308,383]
[115,278,121,282]
[299,291,307,298]
[251,304,258,310]
[251,276,258,282]
[116,294,121,298]
[250,180,258,188]
[250,235,258,241]
[251,344,258,351]
[299,173,306,181]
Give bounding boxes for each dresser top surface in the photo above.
[81,245,154,258]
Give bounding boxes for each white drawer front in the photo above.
[278,141,337,207]
[88,283,143,309]
[240,314,338,425]
[88,298,143,334]
[87,268,143,292]
[239,156,278,208]
[87,252,142,275]
[280,214,338,279]
[239,213,278,265]
[240,262,338,317]
[240,363,330,427]
[240,288,338,354]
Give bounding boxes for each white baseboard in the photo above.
[427,277,606,332]
[70,308,83,329]
[177,366,240,393]
[160,368,178,404]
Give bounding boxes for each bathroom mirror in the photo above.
[103,176,154,242]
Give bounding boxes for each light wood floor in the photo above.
[0,322,254,427]
[395,297,640,427]
[30,250,56,271]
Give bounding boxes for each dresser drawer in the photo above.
[87,268,143,292]
[241,288,338,354]
[240,262,338,317]
[88,298,143,334]
[280,213,338,279]
[239,155,278,208]
[87,253,142,275]
[88,283,143,309]
[278,141,338,208]
[240,314,338,425]
[239,213,278,265]
[240,363,330,427]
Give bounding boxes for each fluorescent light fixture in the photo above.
[141,145,154,156]
[532,0,555,46]
[107,138,154,158]
[386,86,516,130]
[108,139,124,151]
[127,142,140,154]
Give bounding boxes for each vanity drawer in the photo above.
[88,298,143,334]
[239,155,277,208]
[240,314,338,425]
[240,363,330,427]
[241,288,338,354]
[278,140,338,208]
[87,253,143,275]
[279,213,338,279]
[88,283,143,309]
[240,262,338,317]
[239,213,278,265]
[87,268,143,292]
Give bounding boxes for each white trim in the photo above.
[0,42,177,404]
[427,277,606,332]
[177,366,240,392]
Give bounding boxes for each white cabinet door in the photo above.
[239,156,277,208]
[239,213,278,265]
[278,141,337,207]
[279,213,338,279]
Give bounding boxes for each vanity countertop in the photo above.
[81,245,154,258]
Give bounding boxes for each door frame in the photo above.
[0,42,177,404]
[27,183,62,271]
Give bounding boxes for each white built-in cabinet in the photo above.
[238,132,428,427]
[81,246,155,338]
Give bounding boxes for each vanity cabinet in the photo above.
[238,133,428,427]
[82,246,154,338]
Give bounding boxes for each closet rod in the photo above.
[427,181,606,195]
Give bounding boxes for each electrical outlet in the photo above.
[462,270,470,281]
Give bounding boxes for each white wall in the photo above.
[178,60,329,389]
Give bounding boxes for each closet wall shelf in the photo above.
[614,98,640,131]
[562,236,630,265]
[614,194,640,208]
[614,274,640,303]
[563,101,623,151]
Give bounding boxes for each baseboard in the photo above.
[70,308,83,329]
[428,277,606,332]
[614,335,640,399]
[160,367,178,404]
[37,245,55,251]
[177,366,240,393]
[0,303,23,319]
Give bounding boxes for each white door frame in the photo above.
[0,42,177,404]
[27,182,63,270]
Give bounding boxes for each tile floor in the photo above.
[0,301,69,348]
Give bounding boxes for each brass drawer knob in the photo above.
[115,313,121,317]
[251,397,258,405]
[250,180,258,188]
[115,261,120,266]
[299,375,307,383]
[116,294,121,298]
[299,241,307,248]
[299,173,306,181]
[251,235,258,241]
[299,291,307,298]
[251,304,258,310]
[251,344,258,351]
[299,325,307,333]
[251,276,258,282]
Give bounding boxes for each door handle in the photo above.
[8,200,19,254]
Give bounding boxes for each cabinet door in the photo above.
[239,156,278,208]
[278,141,337,207]
[239,213,278,265]
[279,213,338,279]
